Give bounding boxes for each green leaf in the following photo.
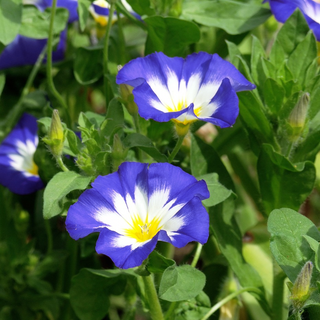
[70,269,133,320]
[144,16,200,57]
[0,0,22,45]
[268,208,320,282]
[0,74,5,96]
[181,0,271,34]
[21,90,48,110]
[238,90,279,154]
[209,195,271,315]
[250,35,266,85]
[74,46,103,85]
[190,134,235,192]
[20,7,68,39]
[159,265,206,302]
[146,251,175,274]
[304,235,320,272]
[197,173,232,207]
[126,0,155,16]
[225,40,241,65]
[262,78,285,115]
[287,32,317,87]
[257,144,316,214]
[65,129,82,156]
[123,133,167,162]
[43,171,92,219]
[101,98,124,139]
[78,0,91,31]
[269,9,310,67]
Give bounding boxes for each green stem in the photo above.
[20,44,48,102]
[165,302,177,320]
[0,44,48,142]
[103,2,116,106]
[285,141,294,159]
[272,260,287,320]
[132,113,143,162]
[116,10,127,65]
[56,156,69,172]
[142,275,165,320]
[44,219,53,255]
[46,0,70,124]
[200,287,262,320]
[191,243,202,268]
[168,135,185,163]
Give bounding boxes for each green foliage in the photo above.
[74,47,103,85]
[159,265,206,302]
[268,208,320,309]
[43,171,92,219]
[70,269,135,320]
[257,144,316,214]
[144,17,200,56]
[20,7,69,39]
[182,0,271,34]
[0,0,22,45]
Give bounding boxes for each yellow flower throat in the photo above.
[125,215,161,242]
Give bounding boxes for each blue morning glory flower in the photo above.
[66,162,210,269]
[0,114,44,194]
[0,31,67,70]
[116,52,255,128]
[264,0,320,41]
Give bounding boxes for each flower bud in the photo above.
[43,110,64,157]
[287,92,310,141]
[290,261,313,310]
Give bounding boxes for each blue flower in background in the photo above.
[89,0,141,26]
[264,0,320,41]
[0,31,67,70]
[66,162,209,269]
[116,52,255,128]
[0,114,44,195]
[0,0,78,70]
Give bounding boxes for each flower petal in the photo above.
[197,78,239,128]
[158,197,209,247]
[0,113,43,194]
[96,229,159,268]
[66,189,128,240]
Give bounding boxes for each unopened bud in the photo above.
[112,134,127,160]
[290,261,313,310]
[287,92,310,140]
[43,110,64,157]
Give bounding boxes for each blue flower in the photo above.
[0,31,67,70]
[116,52,255,128]
[66,162,210,269]
[89,0,141,26]
[264,0,320,41]
[0,114,44,194]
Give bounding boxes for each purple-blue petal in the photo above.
[92,162,149,205]
[147,163,210,206]
[65,189,117,240]
[0,113,44,194]
[96,229,159,269]
[197,78,239,128]
[266,0,320,41]
[158,198,209,247]
[132,82,187,122]
[0,165,43,194]
[43,0,78,22]
[0,31,66,70]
